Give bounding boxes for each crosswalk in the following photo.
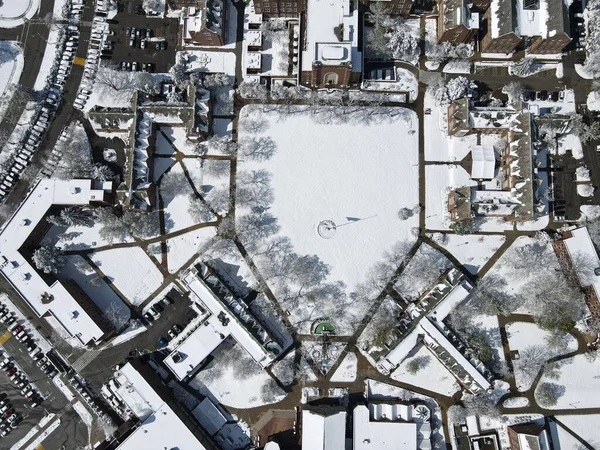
[70,349,102,373]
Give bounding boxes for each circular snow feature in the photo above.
[0,0,40,28]
[317,220,337,239]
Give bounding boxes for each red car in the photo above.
[2,408,13,419]
[10,325,22,335]
[5,367,16,377]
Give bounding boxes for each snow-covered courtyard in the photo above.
[237,105,419,295]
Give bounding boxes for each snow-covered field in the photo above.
[190,341,286,408]
[395,243,452,301]
[391,345,461,396]
[554,414,600,448]
[435,234,505,274]
[159,126,197,156]
[557,133,583,159]
[538,354,600,409]
[237,105,419,294]
[41,221,122,251]
[330,352,358,383]
[91,247,164,306]
[166,227,215,273]
[0,0,39,27]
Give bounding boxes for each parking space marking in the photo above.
[73,57,86,66]
[0,331,12,345]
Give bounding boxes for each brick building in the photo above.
[447,186,472,221]
[365,0,414,15]
[437,0,479,44]
[253,0,306,17]
[181,0,227,46]
[480,0,571,55]
[300,0,362,87]
[507,423,550,450]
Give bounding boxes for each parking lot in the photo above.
[0,330,55,447]
[101,0,179,73]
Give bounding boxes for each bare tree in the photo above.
[502,81,526,103]
[470,274,519,316]
[96,66,138,92]
[240,137,277,161]
[536,382,565,407]
[46,207,95,228]
[188,195,215,222]
[202,159,230,178]
[237,169,274,211]
[159,170,188,199]
[103,303,130,329]
[406,355,431,374]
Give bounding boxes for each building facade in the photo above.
[437,0,478,44]
[253,0,306,17]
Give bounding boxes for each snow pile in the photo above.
[588,91,600,111]
[502,397,529,408]
[576,165,591,182]
[578,184,595,197]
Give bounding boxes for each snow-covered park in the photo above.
[0,0,39,27]
[237,105,419,295]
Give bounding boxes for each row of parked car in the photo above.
[119,61,155,72]
[527,90,565,102]
[67,375,107,419]
[0,355,43,406]
[0,24,80,200]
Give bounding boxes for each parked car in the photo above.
[143,312,154,322]
[36,357,47,368]
[172,324,182,333]
[0,358,10,369]
[158,337,168,346]
[10,325,22,334]
[6,367,17,377]
[167,329,176,339]
[151,302,164,314]
[7,413,17,423]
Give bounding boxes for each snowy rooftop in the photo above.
[302,409,346,450]
[114,363,206,450]
[118,403,205,450]
[114,363,165,421]
[420,318,492,391]
[561,227,600,293]
[429,280,472,321]
[353,405,419,450]
[0,179,111,345]
[515,0,549,38]
[192,398,227,436]
[163,270,275,380]
[471,145,496,180]
[301,0,361,72]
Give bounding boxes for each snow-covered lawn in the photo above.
[159,126,197,156]
[507,322,578,392]
[502,397,529,408]
[363,68,418,102]
[238,105,419,295]
[537,353,600,409]
[395,243,452,301]
[550,421,586,449]
[390,345,461,396]
[330,352,358,383]
[0,0,39,27]
[434,234,505,274]
[166,227,215,273]
[0,42,23,107]
[259,31,290,76]
[161,164,198,232]
[91,247,164,306]
[41,221,121,251]
[190,340,286,408]
[554,414,600,448]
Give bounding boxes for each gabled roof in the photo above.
[302,408,346,450]
[471,145,496,180]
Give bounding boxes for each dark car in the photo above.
[158,337,168,347]
[5,367,16,377]
[151,303,164,314]
[172,324,182,333]
[551,91,559,102]
[540,90,548,100]
[160,41,166,51]
[10,325,22,335]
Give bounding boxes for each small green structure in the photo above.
[314,322,335,335]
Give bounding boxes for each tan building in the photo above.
[508,423,550,450]
[437,0,479,44]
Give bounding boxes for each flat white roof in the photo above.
[301,0,361,72]
[118,403,205,450]
[302,410,346,450]
[0,179,109,345]
[164,271,274,380]
[420,319,492,391]
[353,405,417,450]
[562,227,600,292]
[471,145,496,180]
[382,328,420,368]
